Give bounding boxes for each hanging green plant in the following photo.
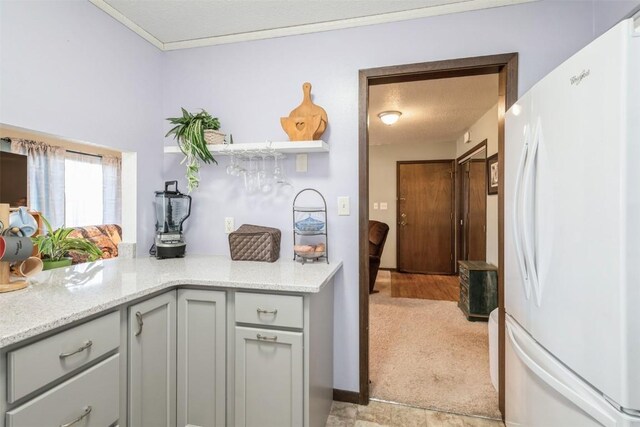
[165,108,220,192]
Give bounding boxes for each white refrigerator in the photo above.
[505,16,640,427]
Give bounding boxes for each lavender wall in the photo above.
[594,0,640,34]
[0,0,163,250]
[161,0,639,391]
[1,0,637,394]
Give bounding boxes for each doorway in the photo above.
[358,54,518,418]
[397,160,454,274]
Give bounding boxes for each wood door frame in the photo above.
[358,53,518,416]
[456,140,488,269]
[396,159,455,275]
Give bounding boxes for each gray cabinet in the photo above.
[177,289,226,427]
[128,292,177,427]
[7,311,120,403]
[6,354,120,427]
[235,326,303,427]
[0,282,335,427]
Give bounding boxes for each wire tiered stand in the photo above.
[293,189,328,264]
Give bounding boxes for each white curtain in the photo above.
[64,151,103,227]
[102,155,121,225]
[11,139,65,229]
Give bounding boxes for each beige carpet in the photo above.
[370,271,500,419]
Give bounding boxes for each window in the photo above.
[9,137,121,230]
[64,152,104,227]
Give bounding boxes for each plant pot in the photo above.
[204,129,225,145]
[42,257,73,271]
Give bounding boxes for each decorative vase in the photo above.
[204,129,225,145]
[42,257,73,271]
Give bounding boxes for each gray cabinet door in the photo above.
[177,289,226,427]
[235,326,303,427]
[128,291,177,427]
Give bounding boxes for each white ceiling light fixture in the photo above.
[378,111,402,126]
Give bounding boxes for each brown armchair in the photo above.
[369,220,389,294]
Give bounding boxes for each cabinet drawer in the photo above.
[235,292,303,329]
[7,311,120,403]
[6,354,119,427]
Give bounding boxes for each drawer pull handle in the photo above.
[59,340,93,359]
[256,333,278,341]
[60,405,92,427]
[135,311,143,336]
[256,308,278,315]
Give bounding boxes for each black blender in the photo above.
[152,181,191,259]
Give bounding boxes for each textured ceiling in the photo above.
[368,74,499,146]
[93,0,533,49]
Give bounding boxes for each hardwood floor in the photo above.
[389,271,459,301]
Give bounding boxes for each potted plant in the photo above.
[166,108,223,192]
[32,216,103,270]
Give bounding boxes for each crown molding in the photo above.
[90,0,536,52]
[89,0,164,50]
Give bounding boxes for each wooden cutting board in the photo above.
[281,82,328,141]
[280,115,322,141]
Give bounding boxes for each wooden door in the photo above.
[235,326,303,427]
[467,160,486,260]
[177,289,226,427]
[129,292,177,427]
[397,161,454,274]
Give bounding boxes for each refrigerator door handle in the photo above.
[507,321,618,427]
[513,127,531,299]
[522,118,542,306]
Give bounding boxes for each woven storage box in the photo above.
[204,129,225,145]
[229,224,281,262]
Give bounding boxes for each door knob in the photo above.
[399,221,407,226]
[401,213,407,218]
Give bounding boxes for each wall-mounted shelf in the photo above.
[163,140,328,155]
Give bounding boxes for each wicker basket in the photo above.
[204,129,225,145]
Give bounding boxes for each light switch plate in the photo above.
[380,202,388,210]
[373,202,379,210]
[338,196,350,216]
[296,154,308,172]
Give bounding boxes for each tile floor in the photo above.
[326,400,505,427]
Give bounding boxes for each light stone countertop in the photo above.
[0,255,342,349]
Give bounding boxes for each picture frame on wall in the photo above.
[487,153,498,195]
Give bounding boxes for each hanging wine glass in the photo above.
[259,154,274,193]
[273,153,284,185]
[244,156,259,194]
[226,153,236,175]
[233,154,246,177]
[275,154,292,187]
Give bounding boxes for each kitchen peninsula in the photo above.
[0,256,341,427]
